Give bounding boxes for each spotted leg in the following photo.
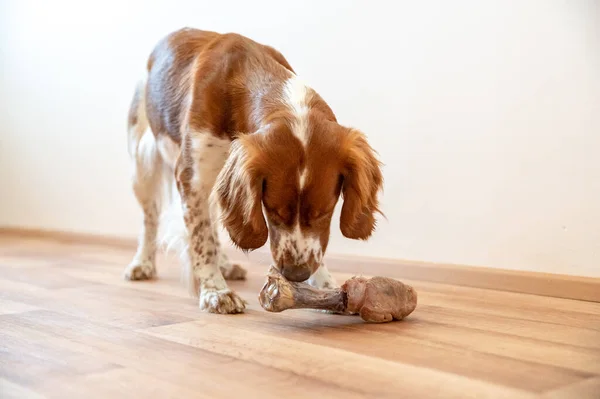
[177,133,246,314]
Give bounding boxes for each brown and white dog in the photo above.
[125,28,383,314]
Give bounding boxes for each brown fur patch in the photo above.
[145,28,296,144]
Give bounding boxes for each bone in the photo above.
[258,267,417,323]
[258,267,346,313]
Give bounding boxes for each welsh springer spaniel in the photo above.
[124,28,383,314]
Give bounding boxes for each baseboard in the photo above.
[1,227,599,302]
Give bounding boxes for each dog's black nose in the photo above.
[280,264,311,282]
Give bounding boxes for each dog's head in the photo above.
[214,121,383,282]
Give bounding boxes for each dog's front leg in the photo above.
[176,133,246,314]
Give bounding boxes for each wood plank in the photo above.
[0,310,367,399]
[53,264,600,341]
[0,299,39,315]
[0,264,103,290]
[1,233,599,398]
[36,368,206,399]
[0,282,194,330]
[421,291,600,331]
[415,306,600,349]
[14,257,600,383]
[0,378,46,399]
[0,314,119,386]
[169,303,594,393]
[142,321,535,398]
[542,377,600,399]
[2,227,599,302]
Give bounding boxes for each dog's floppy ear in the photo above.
[339,128,384,240]
[214,135,268,250]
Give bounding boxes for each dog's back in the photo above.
[136,28,295,146]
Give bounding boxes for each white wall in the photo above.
[1,0,599,277]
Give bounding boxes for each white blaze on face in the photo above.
[279,75,322,263]
[283,75,310,146]
[275,223,322,266]
[283,76,310,189]
[283,76,312,189]
[299,168,308,189]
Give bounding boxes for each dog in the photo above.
[124,28,383,314]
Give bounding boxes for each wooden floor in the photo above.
[1,235,599,399]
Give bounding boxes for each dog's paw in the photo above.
[123,260,156,281]
[307,273,338,290]
[220,263,247,281]
[199,288,246,314]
